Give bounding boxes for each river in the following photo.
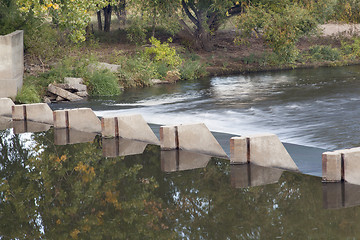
[55,65,360,150]
[3,65,360,239]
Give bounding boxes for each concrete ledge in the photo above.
[12,103,53,124]
[54,128,97,145]
[161,150,211,172]
[230,133,298,171]
[160,123,227,158]
[101,114,159,144]
[54,108,101,133]
[231,164,284,188]
[0,98,15,116]
[102,138,148,157]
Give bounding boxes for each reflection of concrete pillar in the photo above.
[12,103,53,124]
[12,120,51,134]
[0,116,12,130]
[160,123,227,158]
[102,138,148,157]
[323,182,360,209]
[101,114,159,144]
[230,164,283,188]
[0,98,15,116]
[54,128,97,145]
[230,134,298,171]
[161,150,211,172]
[54,108,101,133]
[0,30,24,98]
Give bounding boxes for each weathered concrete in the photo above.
[12,120,51,134]
[56,83,87,92]
[230,164,284,188]
[322,152,342,182]
[54,128,97,145]
[230,137,248,164]
[53,108,101,133]
[248,134,298,170]
[341,148,360,185]
[48,84,82,101]
[161,150,211,172]
[0,98,15,116]
[102,138,148,157]
[101,114,159,144]
[160,126,177,150]
[0,116,12,130]
[0,30,23,99]
[64,77,83,85]
[323,182,360,209]
[12,103,53,124]
[160,123,227,158]
[230,134,298,171]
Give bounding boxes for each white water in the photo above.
[56,65,360,150]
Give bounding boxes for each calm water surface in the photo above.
[2,66,360,238]
[1,128,360,239]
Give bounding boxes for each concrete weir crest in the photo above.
[160,123,228,158]
[230,134,299,171]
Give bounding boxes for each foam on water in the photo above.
[91,66,360,150]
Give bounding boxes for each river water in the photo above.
[63,65,360,150]
[3,65,360,239]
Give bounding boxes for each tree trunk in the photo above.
[97,11,102,31]
[177,20,214,51]
[103,5,112,32]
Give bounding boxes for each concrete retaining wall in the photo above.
[160,123,227,158]
[53,108,101,133]
[12,103,53,124]
[230,134,298,171]
[0,30,23,98]
[0,98,15,116]
[101,114,159,144]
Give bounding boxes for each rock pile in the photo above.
[44,77,88,103]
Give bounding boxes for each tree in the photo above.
[177,0,242,51]
[15,0,114,42]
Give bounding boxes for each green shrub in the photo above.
[117,53,158,87]
[180,60,207,81]
[16,85,41,104]
[144,37,182,69]
[309,45,341,61]
[87,70,121,96]
[341,38,360,60]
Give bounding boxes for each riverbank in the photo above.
[20,23,360,103]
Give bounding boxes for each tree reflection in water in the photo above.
[1,128,360,239]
